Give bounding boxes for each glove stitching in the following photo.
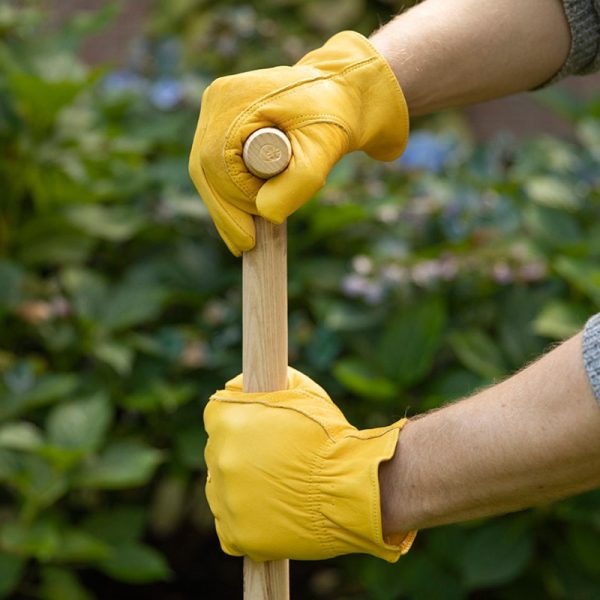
[208,397,342,443]
[309,437,341,556]
[280,114,351,131]
[199,164,255,252]
[344,421,406,442]
[308,439,335,553]
[214,384,341,410]
[224,56,380,198]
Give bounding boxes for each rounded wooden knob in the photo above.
[242,127,292,179]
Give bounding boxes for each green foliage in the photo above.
[0,1,599,598]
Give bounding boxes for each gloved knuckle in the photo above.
[216,447,240,476]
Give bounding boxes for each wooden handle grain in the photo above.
[243,127,292,179]
[242,128,291,600]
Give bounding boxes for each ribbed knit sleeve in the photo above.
[582,313,600,407]
[551,0,600,81]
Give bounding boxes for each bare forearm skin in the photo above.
[370,0,572,115]
[380,333,600,536]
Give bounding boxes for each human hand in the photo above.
[189,31,409,256]
[204,367,416,562]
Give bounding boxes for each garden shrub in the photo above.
[0,1,599,598]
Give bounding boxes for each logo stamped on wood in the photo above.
[260,144,282,162]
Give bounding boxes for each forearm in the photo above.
[380,332,600,535]
[369,0,571,115]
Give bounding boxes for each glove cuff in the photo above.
[315,418,417,562]
[334,31,410,161]
[297,30,410,161]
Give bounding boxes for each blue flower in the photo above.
[102,70,145,95]
[397,130,455,173]
[149,78,184,111]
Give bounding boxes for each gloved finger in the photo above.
[212,368,349,431]
[224,367,327,397]
[255,123,348,223]
[191,162,256,256]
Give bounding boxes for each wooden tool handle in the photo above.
[242,128,291,600]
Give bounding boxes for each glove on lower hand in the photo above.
[189,31,409,256]
[204,368,416,562]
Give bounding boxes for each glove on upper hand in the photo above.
[204,368,416,562]
[189,31,409,256]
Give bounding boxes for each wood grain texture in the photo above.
[243,128,292,179]
[242,217,289,600]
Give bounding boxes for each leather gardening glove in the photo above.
[189,31,409,256]
[204,368,417,562]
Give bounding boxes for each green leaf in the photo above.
[175,426,206,470]
[377,299,446,386]
[46,393,112,452]
[11,455,68,511]
[333,358,397,401]
[99,283,167,331]
[8,72,88,130]
[397,552,465,600]
[312,298,380,331]
[0,449,20,483]
[448,329,506,380]
[577,117,600,157]
[533,300,589,340]
[497,287,547,368]
[309,202,368,239]
[120,382,195,414]
[0,374,79,421]
[525,176,581,211]
[52,529,111,563]
[65,204,145,242]
[0,552,25,598]
[461,518,533,589]
[92,340,134,375]
[16,219,95,266]
[81,507,146,546]
[39,567,94,600]
[567,525,600,575]
[554,257,600,307]
[99,542,171,584]
[75,441,163,489]
[0,422,44,451]
[424,369,482,407]
[61,268,108,321]
[0,261,23,310]
[0,519,60,562]
[524,205,581,248]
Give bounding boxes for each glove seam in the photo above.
[198,164,255,252]
[209,395,342,443]
[224,55,387,198]
[280,113,352,134]
[309,439,338,554]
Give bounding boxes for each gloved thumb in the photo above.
[255,124,348,223]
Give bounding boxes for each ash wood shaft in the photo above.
[243,127,292,178]
[242,128,291,599]
[243,219,288,394]
[242,220,289,600]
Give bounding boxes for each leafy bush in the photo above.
[1,1,599,598]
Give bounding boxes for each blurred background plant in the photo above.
[0,1,599,598]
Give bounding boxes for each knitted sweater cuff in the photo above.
[546,0,600,85]
[582,313,600,406]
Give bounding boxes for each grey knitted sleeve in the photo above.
[582,313,600,406]
[551,0,600,82]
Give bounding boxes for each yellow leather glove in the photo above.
[204,368,417,562]
[189,31,409,256]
